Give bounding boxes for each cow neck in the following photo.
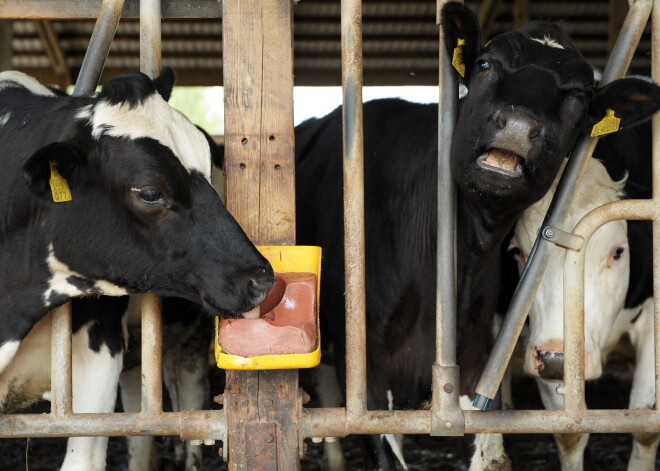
[455,196,519,258]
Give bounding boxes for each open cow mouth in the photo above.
[476,148,524,177]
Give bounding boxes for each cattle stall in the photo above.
[0,0,659,469]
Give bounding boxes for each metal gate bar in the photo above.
[341,0,368,423]
[652,0,660,411]
[51,302,73,417]
[473,0,655,408]
[72,0,125,96]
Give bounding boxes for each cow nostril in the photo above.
[537,350,564,380]
[247,278,270,305]
[492,111,506,129]
[529,124,544,140]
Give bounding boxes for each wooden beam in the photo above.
[608,0,628,53]
[34,20,71,89]
[222,0,299,470]
[0,0,221,19]
[0,20,12,71]
[512,0,530,29]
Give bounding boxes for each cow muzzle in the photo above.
[529,341,592,381]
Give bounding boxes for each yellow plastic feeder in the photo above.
[215,245,321,370]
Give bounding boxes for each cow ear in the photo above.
[441,2,482,79]
[23,142,87,201]
[589,77,660,130]
[153,67,176,102]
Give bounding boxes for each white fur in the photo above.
[0,341,19,375]
[83,93,211,180]
[380,389,408,470]
[43,244,128,306]
[514,159,628,380]
[531,35,565,49]
[460,395,510,471]
[0,70,56,96]
[0,112,10,126]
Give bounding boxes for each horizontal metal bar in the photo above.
[0,0,221,19]
[0,410,225,439]
[301,408,660,437]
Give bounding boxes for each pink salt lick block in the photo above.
[218,272,317,357]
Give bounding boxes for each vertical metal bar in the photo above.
[73,0,125,96]
[563,246,587,412]
[140,0,161,79]
[341,0,367,420]
[473,0,653,408]
[652,0,660,410]
[51,302,73,417]
[141,293,163,414]
[430,0,463,437]
[139,0,163,416]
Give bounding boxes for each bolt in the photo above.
[264,433,274,443]
[443,383,454,393]
[311,437,323,443]
[544,227,555,238]
[445,421,452,429]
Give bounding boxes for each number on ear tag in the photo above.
[591,109,620,137]
[49,161,72,203]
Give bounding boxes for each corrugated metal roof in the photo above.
[0,0,652,88]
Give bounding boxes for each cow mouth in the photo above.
[476,148,524,177]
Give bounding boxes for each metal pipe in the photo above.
[50,303,73,417]
[72,0,125,96]
[563,200,658,411]
[473,0,653,409]
[299,407,660,437]
[0,410,225,439]
[430,0,464,437]
[141,293,163,414]
[140,0,161,79]
[341,0,367,421]
[651,0,660,411]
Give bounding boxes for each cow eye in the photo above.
[612,245,625,260]
[137,188,165,205]
[607,243,627,268]
[477,59,491,70]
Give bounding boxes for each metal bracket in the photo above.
[541,225,584,251]
[430,365,465,436]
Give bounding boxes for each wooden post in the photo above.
[222,0,299,470]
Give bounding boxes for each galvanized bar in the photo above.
[140,293,163,415]
[73,0,125,96]
[341,0,367,421]
[0,0,222,19]
[299,408,660,436]
[473,0,653,408]
[652,0,660,411]
[140,0,161,79]
[50,302,73,417]
[430,0,463,437]
[0,410,225,439]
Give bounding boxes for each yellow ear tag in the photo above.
[49,161,72,203]
[590,108,621,137]
[452,38,466,77]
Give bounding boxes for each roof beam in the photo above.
[34,20,71,88]
[0,0,221,19]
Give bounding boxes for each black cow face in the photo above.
[21,70,273,317]
[442,2,660,211]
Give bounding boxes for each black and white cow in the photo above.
[0,69,273,471]
[512,121,657,470]
[295,3,660,469]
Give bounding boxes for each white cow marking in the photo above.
[0,112,10,126]
[531,35,565,49]
[380,389,408,470]
[0,341,20,375]
[0,71,57,96]
[82,93,212,180]
[44,244,128,306]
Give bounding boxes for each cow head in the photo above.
[441,2,660,212]
[19,69,273,317]
[511,159,628,381]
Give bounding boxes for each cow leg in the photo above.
[536,379,588,471]
[120,365,156,471]
[61,322,124,471]
[362,386,407,470]
[626,300,659,471]
[315,361,346,471]
[459,395,511,471]
[162,335,208,471]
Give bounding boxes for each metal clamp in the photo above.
[541,225,584,251]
